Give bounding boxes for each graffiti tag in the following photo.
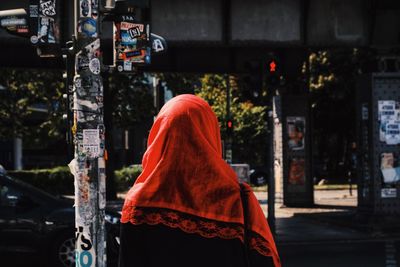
[75,226,94,267]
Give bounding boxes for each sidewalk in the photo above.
[116,189,400,244]
[254,190,400,245]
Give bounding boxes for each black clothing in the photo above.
[119,223,274,267]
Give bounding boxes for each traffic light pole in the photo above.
[267,107,276,235]
[225,74,233,164]
[68,1,106,266]
[267,71,276,236]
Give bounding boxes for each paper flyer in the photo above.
[287,117,305,151]
[378,100,400,144]
[380,152,400,185]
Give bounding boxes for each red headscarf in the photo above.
[121,94,280,267]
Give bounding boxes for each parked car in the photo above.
[249,167,268,186]
[0,173,121,267]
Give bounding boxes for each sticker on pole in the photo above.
[83,129,100,158]
[40,0,57,17]
[75,226,96,267]
[381,188,397,198]
[89,58,100,74]
[113,15,151,70]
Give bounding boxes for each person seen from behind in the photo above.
[119,94,280,267]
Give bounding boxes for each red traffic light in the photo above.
[227,120,233,128]
[269,60,276,72]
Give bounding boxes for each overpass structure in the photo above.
[0,0,399,72]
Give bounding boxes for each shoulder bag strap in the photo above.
[240,182,251,267]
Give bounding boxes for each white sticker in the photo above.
[89,58,100,74]
[85,38,100,53]
[152,38,164,52]
[83,129,100,158]
[379,100,396,121]
[123,61,132,71]
[40,0,56,17]
[385,121,400,145]
[381,188,397,198]
[77,99,98,110]
[378,100,398,143]
[117,65,123,72]
[30,35,38,44]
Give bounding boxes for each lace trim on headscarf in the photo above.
[248,231,274,257]
[121,206,272,257]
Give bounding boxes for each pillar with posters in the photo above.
[274,95,313,207]
[356,73,400,215]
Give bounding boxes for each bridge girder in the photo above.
[0,0,399,71]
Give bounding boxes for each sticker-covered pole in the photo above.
[68,0,106,266]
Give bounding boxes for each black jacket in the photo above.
[119,223,274,267]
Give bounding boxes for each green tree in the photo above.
[0,68,65,149]
[195,74,267,166]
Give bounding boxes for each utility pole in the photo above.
[68,0,106,266]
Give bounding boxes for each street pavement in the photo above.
[65,189,400,267]
[253,190,400,266]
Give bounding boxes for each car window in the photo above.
[0,183,23,208]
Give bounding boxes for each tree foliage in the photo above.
[0,68,65,149]
[194,74,267,166]
[0,69,155,143]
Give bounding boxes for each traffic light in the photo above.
[269,60,277,73]
[265,57,281,88]
[226,118,234,136]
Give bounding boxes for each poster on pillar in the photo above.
[287,157,306,192]
[380,152,400,186]
[287,117,305,151]
[378,100,400,145]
